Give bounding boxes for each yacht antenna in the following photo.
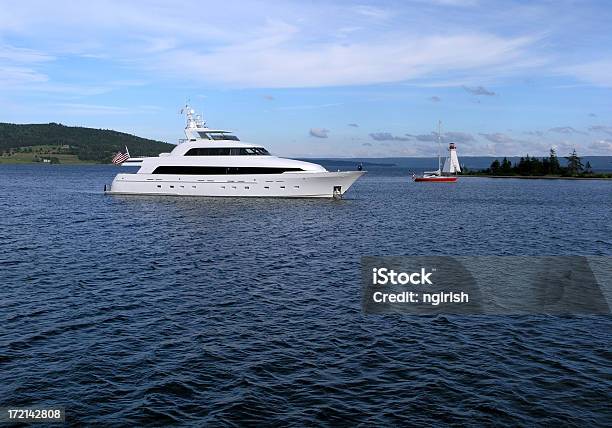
[183,104,197,129]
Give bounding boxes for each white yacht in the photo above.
[105,106,365,198]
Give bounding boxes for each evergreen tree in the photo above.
[517,156,531,175]
[490,159,501,175]
[549,148,560,174]
[542,157,550,175]
[501,157,513,174]
[565,149,584,176]
[532,157,544,175]
[585,161,593,174]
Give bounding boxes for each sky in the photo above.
[1,0,612,157]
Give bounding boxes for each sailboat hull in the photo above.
[414,176,457,182]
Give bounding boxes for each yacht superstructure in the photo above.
[105,105,364,198]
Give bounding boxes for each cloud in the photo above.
[524,130,544,137]
[429,96,441,102]
[444,131,475,143]
[462,85,496,96]
[479,132,517,144]
[0,44,54,87]
[53,103,161,115]
[0,1,550,90]
[412,131,475,144]
[588,139,612,154]
[370,132,411,141]
[277,103,341,111]
[353,5,391,20]
[548,126,586,135]
[348,123,359,127]
[559,60,612,88]
[412,133,436,142]
[263,95,274,101]
[478,132,550,156]
[589,113,597,118]
[149,24,540,88]
[362,142,372,147]
[417,0,479,5]
[589,125,612,136]
[309,128,329,138]
[5,0,612,93]
[0,65,48,86]
[0,45,54,63]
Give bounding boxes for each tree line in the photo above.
[477,148,602,177]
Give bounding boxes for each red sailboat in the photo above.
[413,174,457,182]
[413,121,460,183]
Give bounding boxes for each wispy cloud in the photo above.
[410,131,475,144]
[416,0,479,5]
[477,132,551,156]
[353,5,392,20]
[463,85,496,96]
[348,123,359,127]
[559,60,612,88]
[0,44,54,63]
[589,139,612,154]
[0,65,48,86]
[276,103,342,111]
[548,126,586,135]
[479,132,519,144]
[53,103,161,115]
[445,131,475,143]
[309,128,329,138]
[1,0,610,92]
[589,125,612,136]
[429,96,441,102]
[524,130,544,137]
[370,132,411,141]
[0,44,53,87]
[158,32,539,88]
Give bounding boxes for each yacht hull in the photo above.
[105,171,365,198]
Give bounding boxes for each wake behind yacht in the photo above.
[105,106,364,198]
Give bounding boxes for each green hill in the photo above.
[0,122,174,163]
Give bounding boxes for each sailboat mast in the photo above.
[437,120,442,173]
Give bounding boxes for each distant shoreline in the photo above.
[0,160,102,165]
[460,175,612,180]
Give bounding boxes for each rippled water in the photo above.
[1,164,611,425]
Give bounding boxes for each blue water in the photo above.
[1,164,611,425]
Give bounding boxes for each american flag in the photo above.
[112,147,130,164]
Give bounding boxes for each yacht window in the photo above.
[185,147,270,156]
[211,133,240,141]
[185,148,231,156]
[152,166,303,175]
[197,132,240,141]
[240,147,270,155]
